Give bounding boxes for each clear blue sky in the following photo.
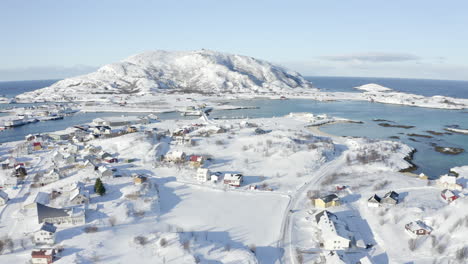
[1,0,467,80]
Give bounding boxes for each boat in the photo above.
[3,118,26,127]
[181,110,203,116]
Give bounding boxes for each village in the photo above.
[0,108,467,264]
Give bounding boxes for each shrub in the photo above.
[108,216,117,227]
[159,238,167,247]
[84,226,98,233]
[436,244,446,254]
[134,236,147,245]
[182,240,190,251]
[455,247,468,262]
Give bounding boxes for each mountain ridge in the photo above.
[16,49,315,101]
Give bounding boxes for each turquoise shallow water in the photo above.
[210,99,468,178]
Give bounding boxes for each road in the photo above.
[278,154,346,264]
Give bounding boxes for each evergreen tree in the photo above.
[94,178,106,196]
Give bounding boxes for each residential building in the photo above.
[224,173,243,187]
[405,220,432,236]
[36,203,85,226]
[315,194,341,208]
[381,191,399,205]
[367,194,381,208]
[31,248,56,264]
[441,189,458,203]
[315,210,352,250]
[33,222,56,245]
[40,169,62,185]
[196,168,211,182]
[133,175,147,185]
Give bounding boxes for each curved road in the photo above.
[278,154,346,264]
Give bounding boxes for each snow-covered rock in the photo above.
[15,50,314,102]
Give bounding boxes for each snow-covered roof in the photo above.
[24,192,50,206]
[441,189,457,198]
[224,173,243,181]
[405,220,432,233]
[69,187,88,201]
[166,151,185,158]
[315,210,352,242]
[438,175,457,184]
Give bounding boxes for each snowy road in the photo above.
[278,154,346,264]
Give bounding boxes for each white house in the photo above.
[40,169,62,185]
[1,175,18,188]
[165,151,186,162]
[367,194,381,208]
[381,191,399,206]
[315,210,352,250]
[223,173,243,187]
[195,168,211,182]
[97,166,113,178]
[174,136,193,145]
[436,174,463,190]
[36,203,85,226]
[405,220,432,236]
[69,187,89,205]
[52,151,64,164]
[0,190,9,206]
[34,222,56,245]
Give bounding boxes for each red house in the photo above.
[441,189,458,203]
[104,157,118,163]
[31,248,55,264]
[33,142,42,151]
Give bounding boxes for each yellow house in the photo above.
[314,194,340,208]
[127,126,138,133]
[33,142,42,151]
[133,175,147,185]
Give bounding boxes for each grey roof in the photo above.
[36,203,70,223]
[319,194,339,203]
[315,210,337,224]
[39,222,57,233]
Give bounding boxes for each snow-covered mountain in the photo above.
[16,50,314,101]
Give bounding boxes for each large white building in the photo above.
[36,203,85,226]
[195,168,211,182]
[315,210,352,250]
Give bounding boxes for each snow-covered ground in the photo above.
[0,109,467,264]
